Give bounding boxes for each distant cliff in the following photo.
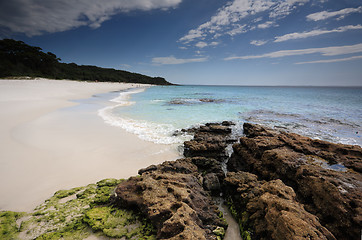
[0,39,172,85]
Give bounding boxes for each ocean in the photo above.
[98,85,362,147]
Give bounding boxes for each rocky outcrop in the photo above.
[113,158,227,240]
[224,171,336,240]
[112,122,235,239]
[168,98,224,105]
[111,122,361,240]
[228,123,362,240]
[183,122,235,161]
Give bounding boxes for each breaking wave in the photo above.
[98,88,192,144]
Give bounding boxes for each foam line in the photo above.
[98,87,192,144]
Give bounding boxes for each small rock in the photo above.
[138,165,158,175]
[203,173,221,193]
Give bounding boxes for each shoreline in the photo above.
[1,118,360,239]
[0,79,180,212]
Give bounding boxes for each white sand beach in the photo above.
[0,79,180,212]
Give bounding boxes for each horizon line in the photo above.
[173,84,362,88]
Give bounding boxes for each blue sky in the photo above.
[1,0,362,86]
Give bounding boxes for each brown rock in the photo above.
[203,173,221,192]
[138,164,158,175]
[205,124,232,134]
[184,140,227,160]
[243,122,278,138]
[113,158,226,239]
[190,157,224,178]
[228,123,362,240]
[183,122,235,161]
[224,171,336,240]
[190,157,225,195]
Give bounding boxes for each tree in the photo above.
[0,39,172,85]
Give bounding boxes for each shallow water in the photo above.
[98,85,362,147]
[215,197,242,240]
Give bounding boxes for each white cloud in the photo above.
[152,55,208,65]
[295,55,362,64]
[269,0,309,18]
[274,25,362,42]
[227,24,247,36]
[306,6,362,21]
[0,0,182,36]
[253,17,263,23]
[257,21,275,29]
[224,43,362,60]
[179,29,204,43]
[195,41,208,48]
[250,40,268,46]
[194,41,219,48]
[179,0,309,45]
[210,41,220,46]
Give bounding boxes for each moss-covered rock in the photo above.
[97,178,123,187]
[84,206,156,239]
[0,211,26,240]
[53,187,83,199]
[36,225,89,240]
[213,226,226,238]
[0,178,156,240]
[75,184,97,199]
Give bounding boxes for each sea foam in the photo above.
[109,87,146,105]
[98,88,192,145]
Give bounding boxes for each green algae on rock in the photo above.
[84,206,156,239]
[225,196,252,240]
[0,178,156,240]
[213,226,226,239]
[0,211,26,240]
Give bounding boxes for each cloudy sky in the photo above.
[1,0,361,86]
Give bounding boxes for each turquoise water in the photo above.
[98,85,362,146]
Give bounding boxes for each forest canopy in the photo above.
[0,39,172,85]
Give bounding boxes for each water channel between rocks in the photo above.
[215,197,242,240]
[216,127,243,240]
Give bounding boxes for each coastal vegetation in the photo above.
[0,39,172,85]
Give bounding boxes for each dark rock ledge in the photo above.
[227,123,362,240]
[113,158,227,239]
[112,122,234,239]
[112,122,362,240]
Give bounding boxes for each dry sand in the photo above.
[0,79,180,212]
